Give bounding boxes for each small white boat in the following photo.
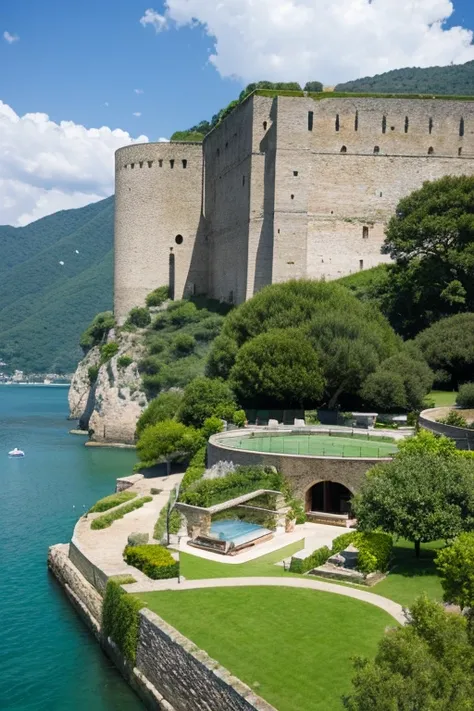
[8,448,25,457]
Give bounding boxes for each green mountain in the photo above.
[335,61,474,95]
[0,197,114,373]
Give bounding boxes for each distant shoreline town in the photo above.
[0,368,71,385]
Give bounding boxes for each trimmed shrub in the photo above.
[88,490,137,513]
[100,341,119,364]
[233,409,247,427]
[127,532,149,547]
[457,383,474,409]
[181,465,285,507]
[180,446,206,493]
[91,496,153,529]
[117,355,133,369]
[201,416,224,439]
[102,577,143,664]
[124,544,179,579]
[126,307,151,328]
[88,365,99,385]
[289,531,392,575]
[150,487,162,495]
[289,546,332,574]
[146,286,169,308]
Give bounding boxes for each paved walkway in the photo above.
[124,575,406,624]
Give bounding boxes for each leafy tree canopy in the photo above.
[353,452,474,556]
[360,351,433,412]
[415,313,474,388]
[344,595,474,711]
[230,328,325,407]
[436,533,474,611]
[208,280,401,408]
[178,376,236,428]
[135,390,184,437]
[136,419,201,470]
[381,176,474,336]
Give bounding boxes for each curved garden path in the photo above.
[125,576,407,625]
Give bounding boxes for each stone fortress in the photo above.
[114,92,474,323]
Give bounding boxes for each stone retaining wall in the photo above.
[48,541,276,711]
[420,407,474,450]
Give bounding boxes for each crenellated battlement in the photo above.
[114,93,474,323]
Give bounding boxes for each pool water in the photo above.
[210,519,267,542]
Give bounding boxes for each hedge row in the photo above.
[181,465,285,507]
[102,577,143,664]
[289,531,392,574]
[91,496,153,530]
[88,491,137,513]
[124,544,179,579]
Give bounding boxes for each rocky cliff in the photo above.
[68,330,147,445]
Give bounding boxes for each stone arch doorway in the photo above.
[306,481,352,515]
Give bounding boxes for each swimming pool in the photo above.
[210,519,270,543]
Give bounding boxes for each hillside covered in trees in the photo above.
[0,197,114,373]
[336,61,474,95]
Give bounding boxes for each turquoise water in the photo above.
[0,386,144,711]
[210,520,269,542]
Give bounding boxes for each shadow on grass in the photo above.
[389,540,441,579]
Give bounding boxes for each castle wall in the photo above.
[204,98,256,304]
[114,142,205,324]
[114,94,474,317]
[269,96,474,281]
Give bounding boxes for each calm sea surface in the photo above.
[0,385,144,711]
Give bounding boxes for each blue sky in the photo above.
[1,0,474,226]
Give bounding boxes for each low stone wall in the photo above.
[138,609,275,711]
[208,434,389,500]
[420,408,474,450]
[49,538,276,710]
[69,537,109,595]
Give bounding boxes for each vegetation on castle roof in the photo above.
[255,89,474,102]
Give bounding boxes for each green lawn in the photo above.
[219,433,398,458]
[374,539,444,607]
[426,390,457,407]
[137,586,395,711]
[180,538,444,607]
[180,541,304,579]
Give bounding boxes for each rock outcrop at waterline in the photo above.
[68,331,147,445]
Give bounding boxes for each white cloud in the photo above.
[104,101,109,107]
[158,137,170,142]
[142,0,474,84]
[3,31,19,44]
[134,88,144,94]
[0,100,148,226]
[133,111,142,117]
[140,9,168,32]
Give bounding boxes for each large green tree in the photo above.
[353,453,474,557]
[415,313,474,388]
[436,533,474,611]
[344,595,474,711]
[229,328,325,407]
[360,351,433,411]
[136,419,201,472]
[178,376,236,428]
[135,391,184,437]
[381,175,474,336]
[207,280,401,409]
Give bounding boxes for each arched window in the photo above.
[340,145,347,153]
[428,146,434,155]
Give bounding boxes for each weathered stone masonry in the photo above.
[114,94,474,323]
